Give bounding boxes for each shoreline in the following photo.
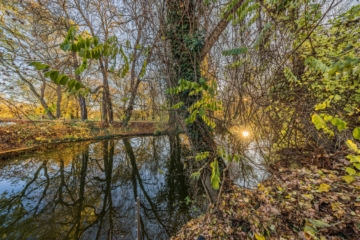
[0,120,169,160]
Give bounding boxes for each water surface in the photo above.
[0,135,200,240]
[0,133,269,239]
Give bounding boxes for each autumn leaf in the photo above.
[254,233,266,240]
[354,163,360,170]
[353,127,360,140]
[342,175,355,184]
[308,219,331,228]
[317,183,331,192]
[303,225,317,238]
[346,140,360,153]
[302,194,314,200]
[345,167,356,175]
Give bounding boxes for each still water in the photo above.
[0,135,202,240]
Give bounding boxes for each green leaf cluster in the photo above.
[29,26,132,95]
[168,78,222,129]
[29,62,84,93]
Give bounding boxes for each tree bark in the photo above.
[72,53,87,121]
[99,58,114,124]
[166,0,229,203]
[165,0,246,203]
[122,78,141,127]
[200,0,245,60]
[56,85,62,118]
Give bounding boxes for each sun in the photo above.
[242,131,249,137]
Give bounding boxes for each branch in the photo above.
[90,85,104,94]
[0,95,36,125]
[200,0,245,60]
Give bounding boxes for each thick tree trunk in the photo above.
[99,58,114,124]
[166,0,228,203]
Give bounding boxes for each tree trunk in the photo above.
[99,58,114,124]
[56,85,62,118]
[78,96,87,121]
[101,91,108,123]
[122,79,141,128]
[72,53,87,121]
[74,146,88,238]
[166,0,227,203]
[122,29,142,128]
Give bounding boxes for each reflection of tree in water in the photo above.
[0,136,198,239]
[123,135,194,239]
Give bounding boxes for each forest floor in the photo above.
[0,119,167,157]
[172,152,360,240]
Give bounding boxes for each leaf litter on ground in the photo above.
[172,162,360,239]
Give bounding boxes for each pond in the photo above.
[0,135,204,240]
[0,134,268,239]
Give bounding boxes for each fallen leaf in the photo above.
[317,183,331,192]
[304,225,317,238]
[254,233,266,240]
[302,194,314,200]
[345,167,356,175]
[342,175,356,184]
[308,219,331,228]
